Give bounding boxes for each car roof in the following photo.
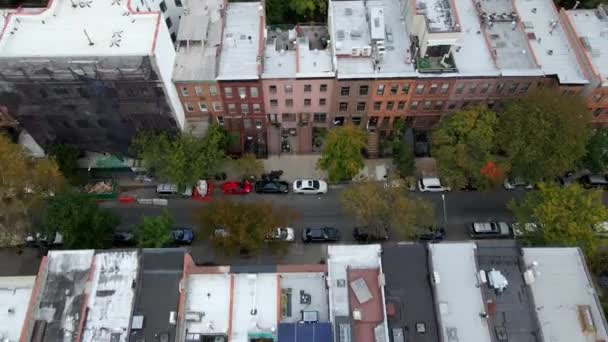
[422,177,441,186]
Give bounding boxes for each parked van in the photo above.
[156,184,192,198]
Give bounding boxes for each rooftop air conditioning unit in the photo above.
[353,309,362,320]
[351,47,361,56]
[362,46,372,56]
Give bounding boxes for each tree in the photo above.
[582,128,608,174]
[432,106,499,189]
[48,143,81,184]
[234,153,264,180]
[340,181,435,239]
[390,119,415,178]
[195,200,297,256]
[498,88,591,182]
[134,210,173,248]
[508,183,607,257]
[130,124,226,189]
[0,134,65,246]
[44,192,120,249]
[288,0,328,21]
[317,125,367,182]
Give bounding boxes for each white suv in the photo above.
[417,177,451,192]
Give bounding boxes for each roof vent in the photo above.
[345,8,353,15]
[352,309,362,320]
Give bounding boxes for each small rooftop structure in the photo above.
[522,247,608,342]
[230,273,278,342]
[0,275,36,342]
[183,273,232,339]
[566,6,608,86]
[217,2,263,80]
[82,251,139,342]
[429,243,492,342]
[415,0,459,32]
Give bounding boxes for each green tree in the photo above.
[582,128,608,174]
[134,211,173,248]
[48,143,81,184]
[498,88,591,182]
[234,153,264,180]
[131,124,226,189]
[44,192,119,249]
[432,106,498,189]
[389,119,415,178]
[288,0,328,20]
[195,200,297,256]
[508,183,607,257]
[317,125,367,182]
[340,181,435,239]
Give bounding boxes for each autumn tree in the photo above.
[340,181,435,240]
[432,106,499,189]
[134,210,173,248]
[195,200,298,256]
[234,153,264,180]
[317,125,367,182]
[498,88,591,182]
[508,183,607,257]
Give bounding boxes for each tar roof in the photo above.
[0,0,161,58]
[566,7,608,86]
[217,2,262,80]
[522,247,608,342]
[82,251,139,342]
[348,268,385,342]
[130,249,184,342]
[382,244,439,342]
[184,273,232,335]
[173,0,224,81]
[0,275,36,341]
[279,272,330,323]
[429,243,492,342]
[475,241,541,342]
[231,273,278,342]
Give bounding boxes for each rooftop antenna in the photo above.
[71,0,77,8]
[572,0,580,9]
[83,29,94,46]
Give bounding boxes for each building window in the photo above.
[401,84,410,94]
[376,84,385,96]
[238,87,247,99]
[270,99,278,107]
[304,99,311,106]
[285,84,293,93]
[339,102,348,111]
[181,87,189,97]
[429,83,438,95]
[520,83,531,94]
[357,102,366,111]
[253,104,261,113]
[286,99,293,107]
[359,85,369,96]
[373,101,382,111]
[415,84,424,95]
[313,113,327,122]
[351,117,362,125]
[213,102,222,111]
[217,116,224,125]
[194,86,203,96]
[159,0,167,12]
[341,86,350,96]
[397,101,405,110]
[175,0,182,6]
[434,101,444,110]
[468,84,477,94]
[199,102,208,112]
[390,85,398,95]
[282,113,296,121]
[423,101,431,110]
[508,83,519,94]
[209,86,217,96]
[250,87,258,98]
[269,85,277,94]
[480,84,490,94]
[304,84,312,92]
[241,104,249,113]
[320,84,328,92]
[410,101,419,110]
[386,101,394,110]
[496,83,505,94]
[228,104,236,113]
[165,17,172,28]
[455,84,464,95]
[224,87,233,98]
[185,102,194,112]
[440,84,449,94]
[319,98,327,106]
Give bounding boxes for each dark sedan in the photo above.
[302,226,340,243]
[353,226,389,243]
[254,180,289,194]
[171,227,195,244]
[416,226,446,243]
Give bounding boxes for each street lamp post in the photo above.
[441,194,447,223]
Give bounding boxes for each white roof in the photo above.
[297,37,335,78]
[185,274,232,335]
[0,276,36,341]
[522,247,608,342]
[429,243,492,342]
[0,0,162,58]
[82,251,139,342]
[217,2,262,80]
[262,45,296,78]
[231,273,278,342]
[566,8,608,86]
[515,0,587,84]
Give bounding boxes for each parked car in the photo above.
[266,227,295,242]
[254,180,289,194]
[503,177,533,190]
[156,183,192,198]
[512,222,539,238]
[579,175,608,189]
[221,180,252,195]
[112,231,135,246]
[418,177,451,192]
[353,226,389,242]
[292,179,328,194]
[416,226,446,242]
[594,221,608,238]
[25,231,64,247]
[171,227,194,244]
[558,169,590,186]
[469,222,512,239]
[302,226,340,242]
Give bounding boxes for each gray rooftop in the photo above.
[382,243,439,342]
[263,28,297,78]
[279,272,330,323]
[566,7,608,86]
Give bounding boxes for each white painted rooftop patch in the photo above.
[82,251,139,342]
[230,273,278,342]
[0,0,161,57]
[522,247,608,342]
[0,276,36,342]
[566,8,608,86]
[297,37,334,78]
[185,274,232,336]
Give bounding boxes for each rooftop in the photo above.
[382,244,439,342]
[416,0,460,32]
[82,251,139,342]
[173,0,224,81]
[348,268,385,342]
[566,6,608,86]
[279,272,330,323]
[0,276,36,342]
[231,273,278,342]
[184,273,232,337]
[522,247,608,342]
[262,28,297,78]
[217,2,262,80]
[429,243,492,342]
[0,0,161,58]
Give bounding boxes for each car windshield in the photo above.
[296,181,302,188]
[173,230,184,239]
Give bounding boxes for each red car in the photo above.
[221,180,252,195]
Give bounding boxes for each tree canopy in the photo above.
[508,183,607,257]
[582,128,608,174]
[48,143,81,184]
[233,153,264,180]
[134,210,173,248]
[130,124,226,188]
[317,125,367,183]
[432,106,499,189]
[340,181,435,239]
[498,88,591,182]
[44,192,120,249]
[265,0,328,24]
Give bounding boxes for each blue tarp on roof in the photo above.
[278,322,332,342]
